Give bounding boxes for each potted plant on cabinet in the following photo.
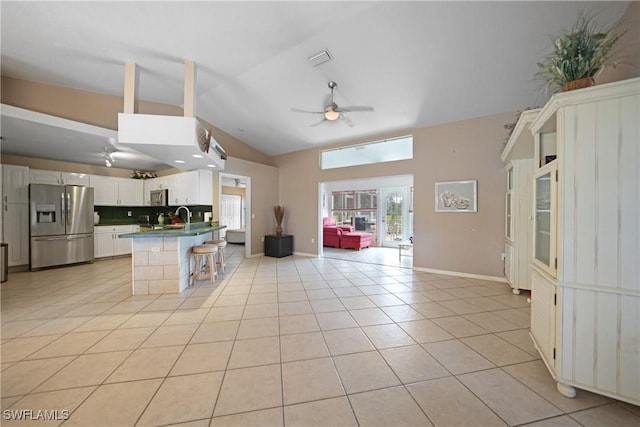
[536,15,625,93]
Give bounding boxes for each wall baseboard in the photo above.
[412,266,507,283]
[293,252,316,258]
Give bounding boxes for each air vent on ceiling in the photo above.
[308,50,333,67]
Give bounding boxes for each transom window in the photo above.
[320,135,413,170]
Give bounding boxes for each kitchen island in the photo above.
[119,223,226,295]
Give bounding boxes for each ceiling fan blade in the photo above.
[335,106,374,113]
[310,118,328,127]
[291,107,323,114]
[339,114,354,127]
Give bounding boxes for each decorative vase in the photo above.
[273,205,284,236]
[562,77,595,92]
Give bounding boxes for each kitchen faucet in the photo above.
[175,206,191,228]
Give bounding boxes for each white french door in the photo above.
[379,187,409,247]
[220,194,242,238]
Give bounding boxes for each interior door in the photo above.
[220,194,242,238]
[380,188,408,247]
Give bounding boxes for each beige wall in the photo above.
[222,157,279,256]
[598,1,640,85]
[1,77,275,167]
[273,113,511,278]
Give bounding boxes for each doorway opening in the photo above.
[219,173,251,258]
[319,175,413,268]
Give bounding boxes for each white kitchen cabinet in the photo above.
[500,110,537,294]
[29,169,90,186]
[94,225,138,257]
[528,78,640,405]
[90,175,143,206]
[168,171,197,206]
[167,169,212,206]
[29,169,61,185]
[62,172,90,186]
[142,170,212,207]
[142,177,170,206]
[117,179,143,206]
[2,164,30,267]
[2,164,29,204]
[90,175,118,205]
[2,203,29,266]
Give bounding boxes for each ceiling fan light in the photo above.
[103,152,114,167]
[325,110,340,121]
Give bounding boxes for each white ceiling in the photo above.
[0,1,630,169]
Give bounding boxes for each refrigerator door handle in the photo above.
[61,193,66,225]
[66,193,71,226]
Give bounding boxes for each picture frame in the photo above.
[435,180,477,212]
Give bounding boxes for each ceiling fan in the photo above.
[292,81,374,127]
[101,146,116,168]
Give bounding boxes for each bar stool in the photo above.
[190,244,218,285]
[206,239,227,273]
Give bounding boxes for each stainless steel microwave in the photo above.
[150,189,168,206]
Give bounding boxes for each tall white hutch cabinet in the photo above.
[527,78,639,405]
[501,109,539,294]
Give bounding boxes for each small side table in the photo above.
[398,240,413,260]
[265,234,294,258]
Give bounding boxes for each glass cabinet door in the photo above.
[533,163,557,276]
[505,167,513,240]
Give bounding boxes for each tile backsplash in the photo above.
[94,205,212,225]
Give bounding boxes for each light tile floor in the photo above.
[1,244,639,426]
[323,246,413,269]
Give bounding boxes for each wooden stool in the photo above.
[206,239,227,273]
[191,244,218,285]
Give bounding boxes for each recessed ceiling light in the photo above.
[175,160,185,164]
[207,164,216,168]
[192,154,203,158]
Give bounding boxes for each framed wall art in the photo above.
[435,180,477,212]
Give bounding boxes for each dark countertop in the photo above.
[118,223,226,238]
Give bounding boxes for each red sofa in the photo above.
[322,217,354,248]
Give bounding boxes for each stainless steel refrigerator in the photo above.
[30,184,94,270]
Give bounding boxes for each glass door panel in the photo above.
[505,166,513,240]
[533,163,556,276]
[381,188,407,247]
[506,192,512,239]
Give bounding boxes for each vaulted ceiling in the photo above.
[0,1,631,169]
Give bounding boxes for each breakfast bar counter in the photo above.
[119,223,226,295]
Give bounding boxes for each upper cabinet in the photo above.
[141,169,212,206]
[29,169,90,186]
[2,164,29,204]
[90,175,143,206]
